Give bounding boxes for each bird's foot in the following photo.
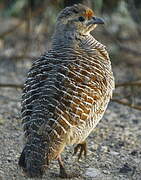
[53,155,80,179]
[59,166,79,178]
[73,141,87,160]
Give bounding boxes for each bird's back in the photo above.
[21,35,114,163]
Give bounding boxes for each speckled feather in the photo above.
[19,4,114,178]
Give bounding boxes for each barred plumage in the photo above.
[19,4,114,178]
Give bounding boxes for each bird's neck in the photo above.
[51,30,106,54]
[51,30,80,49]
[78,34,106,51]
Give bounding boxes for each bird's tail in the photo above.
[18,135,49,178]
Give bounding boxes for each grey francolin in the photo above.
[18,4,115,178]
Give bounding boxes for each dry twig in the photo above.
[112,98,141,111]
[0,54,37,60]
[0,83,23,89]
[116,81,141,88]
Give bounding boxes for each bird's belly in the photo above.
[67,97,110,145]
[68,119,98,145]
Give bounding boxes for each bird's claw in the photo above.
[73,141,87,160]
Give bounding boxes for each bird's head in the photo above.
[56,4,104,35]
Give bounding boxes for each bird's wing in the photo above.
[21,49,113,142]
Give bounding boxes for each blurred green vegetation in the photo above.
[0,0,141,29]
[0,0,140,47]
[0,0,141,57]
[0,0,137,17]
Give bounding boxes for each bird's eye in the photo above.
[92,16,96,20]
[78,16,85,22]
[73,9,79,14]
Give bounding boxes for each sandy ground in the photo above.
[0,57,141,180]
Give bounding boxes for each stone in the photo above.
[85,167,102,178]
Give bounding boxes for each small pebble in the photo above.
[109,151,119,155]
[85,168,102,178]
[131,150,138,156]
[119,164,132,173]
[132,119,139,124]
[0,118,5,125]
[101,146,108,153]
[0,170,4,174]
[103,170,110,175]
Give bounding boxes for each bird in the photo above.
[18,3,115,179]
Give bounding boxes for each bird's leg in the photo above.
[58,155,68,178]
[73,141,87,160]
[57,155,79,178]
